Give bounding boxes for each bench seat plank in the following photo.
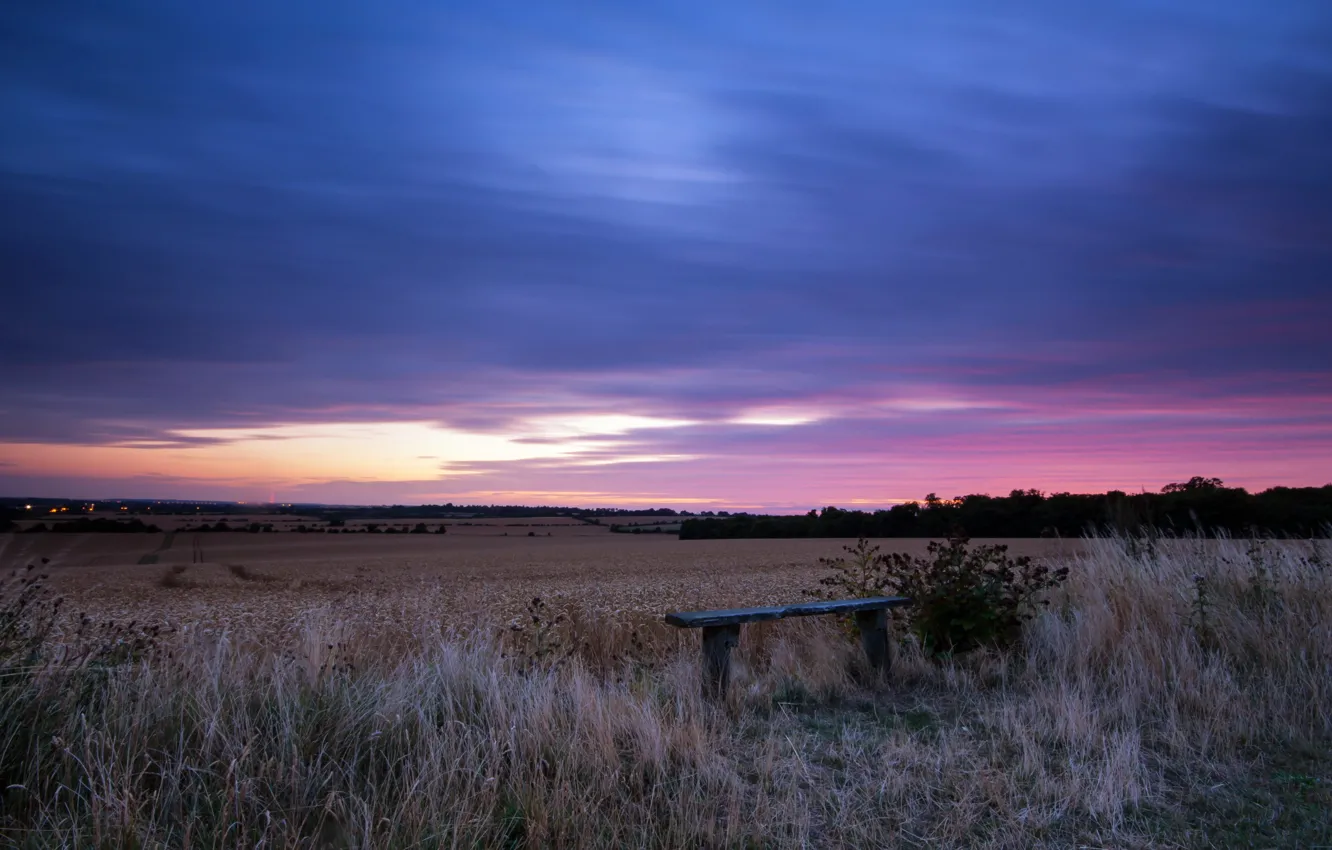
[665,596,910,628]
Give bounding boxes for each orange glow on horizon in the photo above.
[0,416,710,492]
[2,401,1328,509]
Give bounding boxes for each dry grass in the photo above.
[1,534,1329,847]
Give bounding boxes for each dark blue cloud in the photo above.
[1,0,1329,461]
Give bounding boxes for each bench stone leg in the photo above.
[855,608,891,678]
[701,623,741,701]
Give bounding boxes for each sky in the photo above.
[2,1,1330,511]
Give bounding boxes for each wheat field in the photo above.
[1,529,1328,848]
[0,528,1083,633]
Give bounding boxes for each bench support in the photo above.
[701,623,741,700]
[855,608,891,676]
[666,596,910,701]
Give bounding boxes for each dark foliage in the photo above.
[47,518,161,533]
[681,479,1332,539]
[178,521,279,533]
[886,537,1068,655]
[814,537,1069,655]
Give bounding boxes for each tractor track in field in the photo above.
[137,531,178,565]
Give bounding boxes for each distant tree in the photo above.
[1163,477,1226,493]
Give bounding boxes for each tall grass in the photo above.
[1,535,1329,848]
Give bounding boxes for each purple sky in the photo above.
[2,1,1330,509]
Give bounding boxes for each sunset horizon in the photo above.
[2,469,1328,515]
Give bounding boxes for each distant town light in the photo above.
[24,504,31,510]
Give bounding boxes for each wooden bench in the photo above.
[664,596,911,699]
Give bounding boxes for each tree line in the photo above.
[17,517,162,534]
[678,478,1332,539]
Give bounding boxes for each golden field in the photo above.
[0,524,1083,631]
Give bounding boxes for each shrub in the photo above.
[815,536,1069,656]
[814,538,885,600]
